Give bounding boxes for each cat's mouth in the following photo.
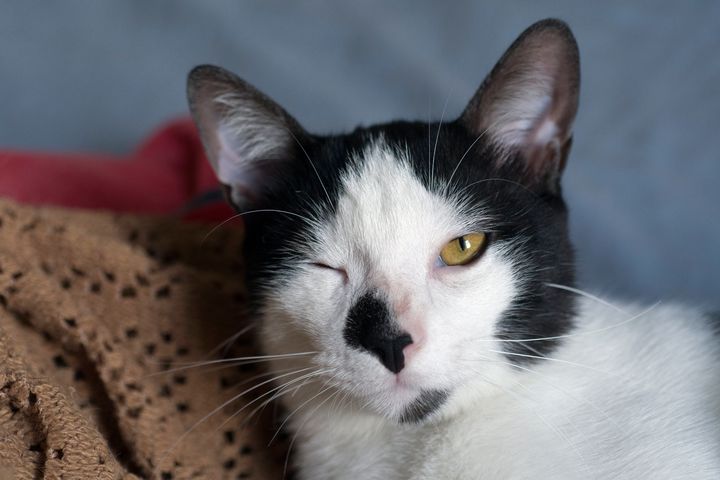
[344,368,451,424]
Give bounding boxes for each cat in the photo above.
[187,18,720,479]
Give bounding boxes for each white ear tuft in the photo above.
[460,19,580,192]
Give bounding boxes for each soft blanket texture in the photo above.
[0,198,288,479]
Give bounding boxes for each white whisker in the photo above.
[201,209,315,245]
[224,370,330,431]
[213,370,325,436]
[431,91,452,188]
[454,176,539,200]
[487,349,614,376]
[446,129,488,193]
[496,301,661,344]
[545,283,627,314]
[204,322,256,358]
[427,96,432,185]
[146,351,318,377]
[286,128,333,206]
[159,366,320,461]
[283,387,345,478]
[270,380,336,446]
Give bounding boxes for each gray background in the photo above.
[1,1,718,304]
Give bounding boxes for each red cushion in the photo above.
[0,118,234,222]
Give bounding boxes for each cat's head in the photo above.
[188,19,579,423]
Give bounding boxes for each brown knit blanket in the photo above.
[0,199,288,479]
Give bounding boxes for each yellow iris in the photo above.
[439,232,487,266]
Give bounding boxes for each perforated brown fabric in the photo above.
[0,199,289,479]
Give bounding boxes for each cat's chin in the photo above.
[396,389,449,424]
[357,382,451,425]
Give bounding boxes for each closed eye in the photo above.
[310,262,349,283]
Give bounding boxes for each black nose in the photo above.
[344,294,414,374]
[362,332,413,374]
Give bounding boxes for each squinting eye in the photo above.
[310,262,349,283]
[439,232,487,266]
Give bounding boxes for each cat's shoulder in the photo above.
[575,295,719,339]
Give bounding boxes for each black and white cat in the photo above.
[187,19,720,479]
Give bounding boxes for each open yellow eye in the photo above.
[439,232,487,266]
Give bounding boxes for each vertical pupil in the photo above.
[458,236,470,251]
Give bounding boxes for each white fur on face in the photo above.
[259,138,520,420]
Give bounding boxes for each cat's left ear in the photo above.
[460,19,580,194]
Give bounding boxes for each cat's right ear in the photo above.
[459,19,580,194]
[187,65,308,210]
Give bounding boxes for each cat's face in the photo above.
[188,19,580,423]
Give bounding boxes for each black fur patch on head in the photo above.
[399,390,448,423]
[241,119,576,365]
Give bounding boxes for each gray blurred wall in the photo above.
[1,1,718,304]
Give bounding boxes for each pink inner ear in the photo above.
[211,128,252,207]
[485,89,554,151]
[211,118,291,208]
[215,128,249,186]
[522,110,563,174]
[531,117,559,146]
[460,22,579,177]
